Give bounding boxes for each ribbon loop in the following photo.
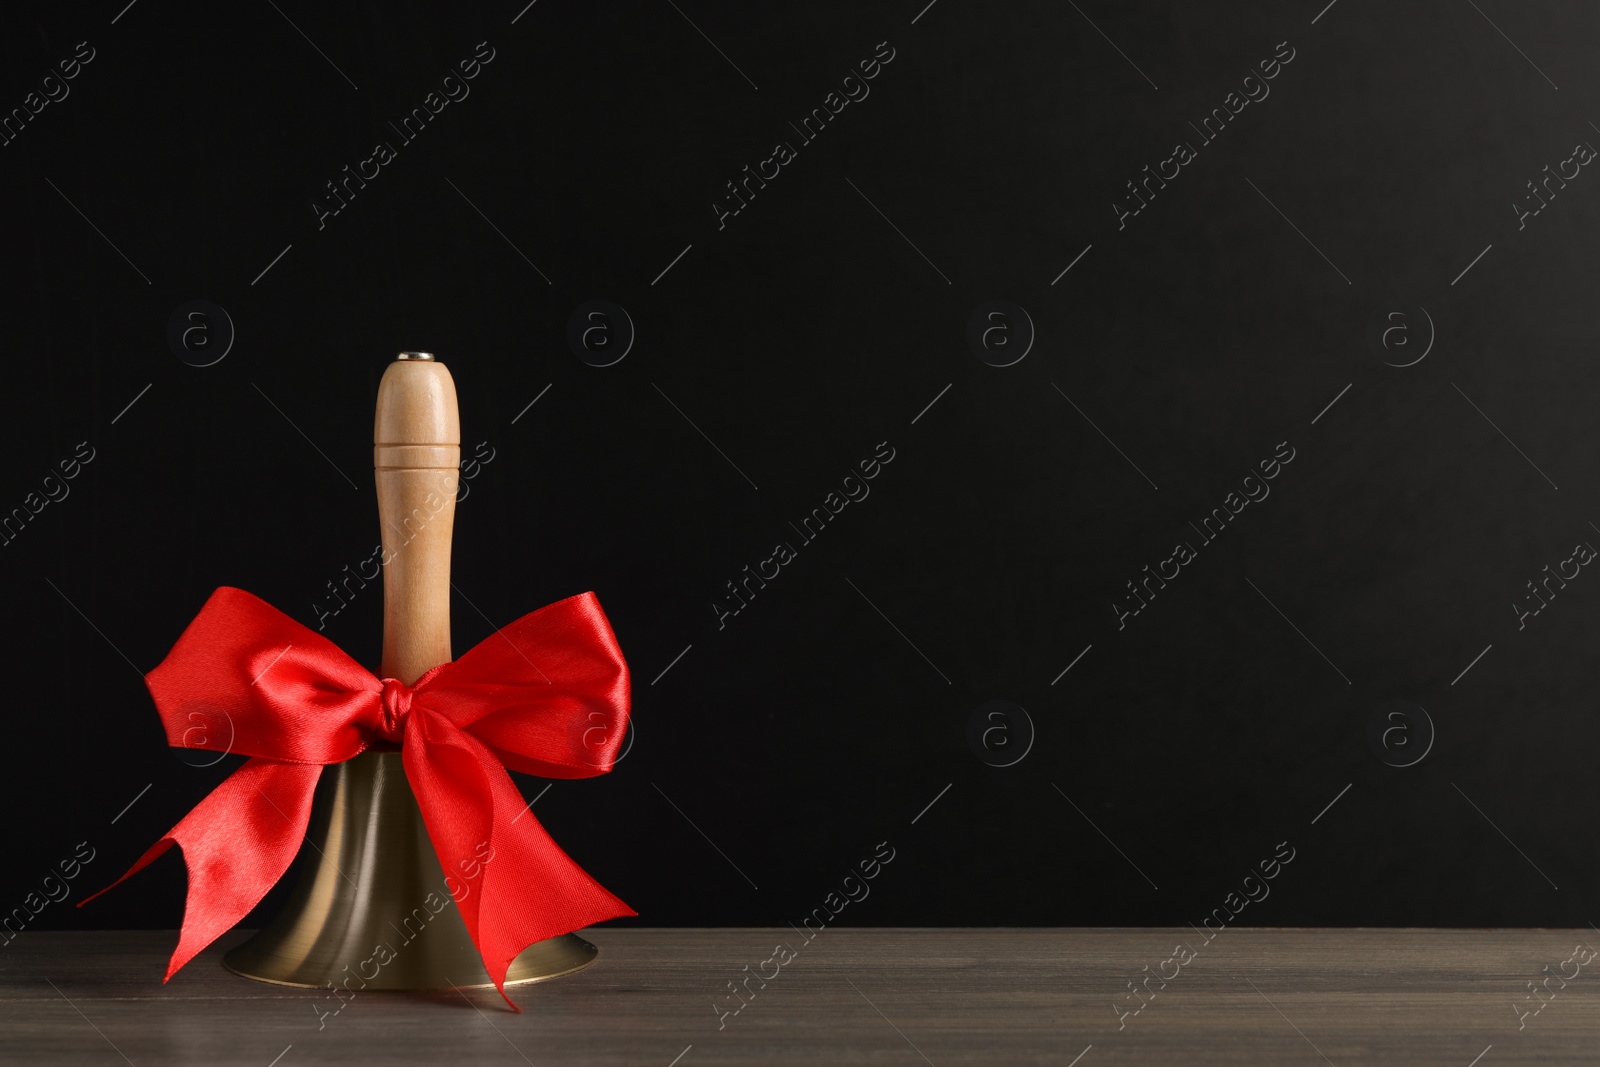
[83,585,635,1009]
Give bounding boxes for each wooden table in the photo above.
[2,928,1593,1064]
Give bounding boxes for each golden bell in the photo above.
[222,752,596,989]
[223,353,598,990]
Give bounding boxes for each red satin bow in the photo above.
[83,586,635,1007]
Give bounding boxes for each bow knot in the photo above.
[82,586,635,1010]
[378,678,413,743]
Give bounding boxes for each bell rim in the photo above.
[219,932,600,990]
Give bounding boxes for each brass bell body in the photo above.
[223,752,595,989]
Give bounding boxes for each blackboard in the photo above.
[4,0,1597,935]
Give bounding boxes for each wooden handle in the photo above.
[374,354,460,684]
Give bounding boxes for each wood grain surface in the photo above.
[2,928,1594,1065]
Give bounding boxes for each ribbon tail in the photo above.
[404,716,634,1010]
[80,758,323,980]
[478,762,636,1007]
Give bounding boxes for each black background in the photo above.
[5,0,1599,935]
